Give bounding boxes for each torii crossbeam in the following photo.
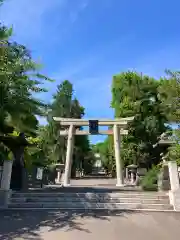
[53,117,134,186]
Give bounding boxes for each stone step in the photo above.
[10,197,170,204]
[11,192,169,199]
[8,202,173,210]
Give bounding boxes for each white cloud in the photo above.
[69,0,89,23]
[0,0,89,44]
[0,0,63,40]
[51,32,133,83]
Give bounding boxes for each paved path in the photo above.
[0,210,180,240]
[26,178,141,193]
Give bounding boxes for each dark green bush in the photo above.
[141,165,161,191]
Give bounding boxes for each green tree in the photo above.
[46,80,74,163]
[44,80,94,177]
[167,129,180,166]
[92,137,114,175]
[158,70,180,122]
[111,71,169,169]
[86,71,179,174]
[0,25,53,137]
[24,127,52,169]
[0,24,53,165]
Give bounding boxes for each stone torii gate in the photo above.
[53,116,134,187]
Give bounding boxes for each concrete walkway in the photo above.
[0,210,180,240]
[26,178,142,192]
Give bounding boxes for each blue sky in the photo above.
[1,0,180,143]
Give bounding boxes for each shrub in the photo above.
[141,165,161,191]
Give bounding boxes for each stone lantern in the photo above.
[126,164,138,185]
[153,132,175,191]
[0,132,30,190]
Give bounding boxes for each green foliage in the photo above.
[167,129,180,166]
[41,80,94,176]
[0,0,4,6]
[0,22,55,168]
[1,5,179,179]
[0,24,53,137]
[94,71,179,176]
[111,71,170,168]
[92,136,115,175]
[158,70,180,122]
[141,165,160,191]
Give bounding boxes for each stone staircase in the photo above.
[8,191,173,211]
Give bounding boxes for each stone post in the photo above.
[63,124,74,186]
[168,161,180,211]
[158,164,170,191]
[168,161,179,191]
[125,167,128,181]
[113,124,123,186]
[0,160,13,208]
[56,171,61,183]
[1,160,13,190]
[130,172,134,184]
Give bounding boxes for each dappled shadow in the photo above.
[4,180,159,239]
[0,209,136,240]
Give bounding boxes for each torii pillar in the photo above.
[114,124,123,186]
[63,124,74,186]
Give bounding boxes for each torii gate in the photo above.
[53,116,134,187]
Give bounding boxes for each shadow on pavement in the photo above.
[0,209,136,240]
[3,182,147,239]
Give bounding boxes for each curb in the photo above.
[3,208,179,212]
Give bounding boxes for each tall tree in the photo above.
[111,71,169,169]
[92,70,180,173]
[158,70,180,123]
[46,80,74,163]
[45,80,94,176]
[0,24,53,164]
[92,137,114,175]
[167,128,180,165]
[0,25,52,136]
